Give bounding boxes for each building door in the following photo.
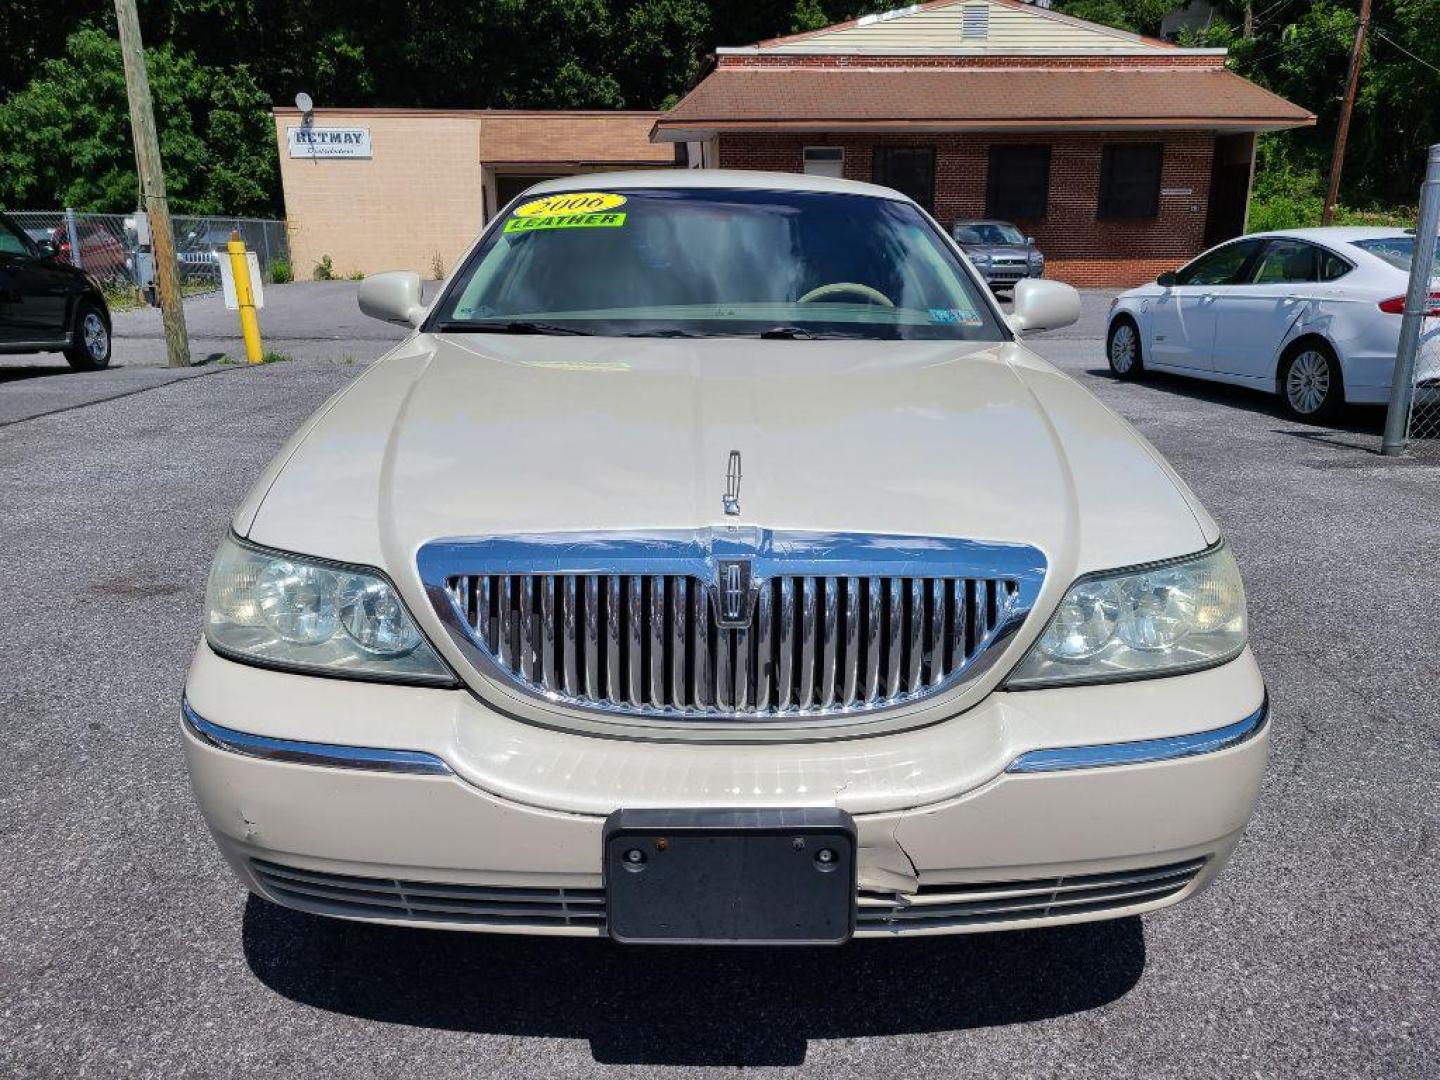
[494,173,566,214]
[872,147,935,212]
[1204,134,1254,247]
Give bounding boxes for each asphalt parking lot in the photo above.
[1,285,1436,1078]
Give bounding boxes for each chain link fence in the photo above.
[1406,316,1440,455]
[3,209,289,296]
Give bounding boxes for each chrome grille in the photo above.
[445,572,1018,717]
[252,859,604,928]
[418,529,1045,725]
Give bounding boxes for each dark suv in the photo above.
[0,211,112,370]
[950,220,1045,291]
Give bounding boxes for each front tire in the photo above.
[1107,316,1143,379]
[1280,342,1342,421]
[65,300,111,371]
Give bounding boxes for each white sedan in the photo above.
[1106,227,1439,419]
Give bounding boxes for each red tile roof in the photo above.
[656,67,1314,133]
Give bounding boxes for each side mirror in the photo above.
[1025,236,1036,246]
[1157,271,1178,288]
[1008,278,1080,334]
[358,270,426,328]
[36,238,58,258]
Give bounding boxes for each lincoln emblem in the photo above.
[712,557,755,628]
[723,450,742,516]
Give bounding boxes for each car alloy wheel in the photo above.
[1110,324,1137,373]
[83,312,109,362]
[1285,349,1332,416]
[1108,319,1142,379]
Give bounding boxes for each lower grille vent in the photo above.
[857,858,1205,930]
[251,859,605,928]
[253,857,1203,934]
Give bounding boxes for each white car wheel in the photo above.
[1107,319,1143,379]
[1282,346,1340,420]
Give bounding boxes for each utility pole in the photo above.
[1243,1,1254,39]
[114,0,190,367]
[1322,0,1372,226]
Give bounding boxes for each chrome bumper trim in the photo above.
[1006,696,1269,774]
[181,698,453,776]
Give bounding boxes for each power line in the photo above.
[1238,22,1355,66]
[1371,27,1440,77]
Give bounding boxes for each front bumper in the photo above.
[182,642,1269,939]
[981,264,1042,287]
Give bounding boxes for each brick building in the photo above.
[653,0,1314,285]
[273,0,1313,286]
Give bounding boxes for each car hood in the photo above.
[241,333,1215,597]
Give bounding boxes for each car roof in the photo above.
[1247,226,1412,243]
[522,169,910,202]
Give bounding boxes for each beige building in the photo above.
[273,108,674,280]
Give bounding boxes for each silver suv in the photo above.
[951,220,1045,291]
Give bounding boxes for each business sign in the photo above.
[287,126,371,159]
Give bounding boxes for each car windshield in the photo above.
[1351,236,1440,274]
[432,188,1005,341]
[954,222,1025,245]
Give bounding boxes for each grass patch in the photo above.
[100,283,142,312]
[213,350,292,366]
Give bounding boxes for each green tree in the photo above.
[0,26,277,214]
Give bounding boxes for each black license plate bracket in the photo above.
[603,808,856,945]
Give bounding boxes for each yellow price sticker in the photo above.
[512,191,627,218]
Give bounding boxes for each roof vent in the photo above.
[961,3,990,39]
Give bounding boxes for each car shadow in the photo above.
[1084,367,1389,447]
[0,364,77,384]
[242,896,1146,1066]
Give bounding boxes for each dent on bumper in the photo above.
[181,692,1268,779]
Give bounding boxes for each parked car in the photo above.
[183,171,1266,945]
[49,220,128,283]
[178,225,233,271]
[951,220,1045,290]
[0,211,112,370]
[1106,227,1440,420]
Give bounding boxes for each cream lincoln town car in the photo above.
[183,171,1268,944]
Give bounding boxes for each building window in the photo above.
[961,4,990,39]
[803,147,844,178]
[986,145,1050,219]
[1098,143,1164,219]
[872,146,936,212]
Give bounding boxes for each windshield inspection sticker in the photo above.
[929,307,983,326]
[506,191,628,233]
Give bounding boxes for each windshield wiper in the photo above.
[436,320,592,336]
[758,326,814,340]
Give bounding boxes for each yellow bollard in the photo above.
[226,230,264,363]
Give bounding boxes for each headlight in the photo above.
[1028,250,1044,265]
[970,251,991,264]
[1006,544,1246,689]
[205,534,455,685]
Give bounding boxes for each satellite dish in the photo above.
[295,92,314,114]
